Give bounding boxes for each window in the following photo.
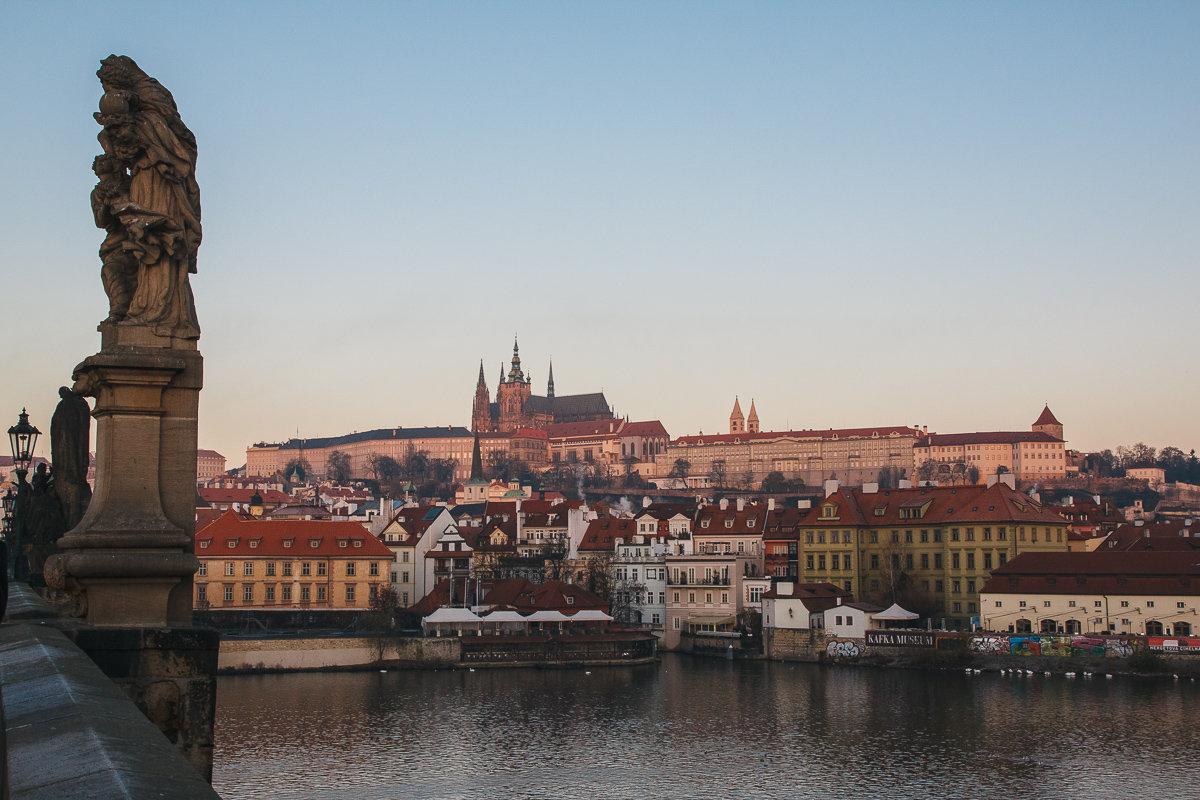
[705,592,713,603]
[301,586,311,602]
[1179,602,1187,609]
[905,531,913,544]
[673,592,680,603]
[952,580,961,594]
[265,586,275,602]
[689,592,696,603]
[952,553,960,569]
[870,554,879,569]
[984,553,993,570]
[966,552,975,570]
[346,585,356,602]
[369,562,379,577]
[967,580,976,594]
[674,617,681,630]
[346,562,356,577]
[317,562,327,576]
[1120,600,1129,608]
[301,562,311,576]
[722,593,728,604]
[266,562,276,576]
[818,555,826,570]
[920,554,929,569]
[933,530,942,543]
[243,562,253,576]
[935,553,943,569]
[402,552,410,563]
[652,614,660,624]
[282,585,291,602]
[197,585,207,602]
[223,586,233,602]
[225,562,234,577]
[951,528,960,542]
[920,530,929,543]
[965,528,975,542]
[995,601,1002,608]
[317,586,327,602]
[806,555,814,570]
[198,562,208,576]
[1146,600,1155,608]
[983,527,992,541]
[243,586,253,601]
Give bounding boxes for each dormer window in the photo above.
[283,539,293,548]
[339,540,348,548]
[747,518,756,527]
[874,507,885,517]
[199,540,210,549]
[249,539,260,549]
[725,519,733,529]
[309,539,321,548]
[820,504,838,520]
[701,519,710,528]
[354,540,362,548]
[227,538,239,548]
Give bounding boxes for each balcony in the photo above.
[667,576,731,587]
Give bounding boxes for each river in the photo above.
[213,654,1198,799]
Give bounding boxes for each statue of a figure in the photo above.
[93,55,201,339]
[52,386,93,530]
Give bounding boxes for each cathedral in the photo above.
[471,339,614,433]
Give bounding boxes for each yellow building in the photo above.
[194,511,393,610]
[778,482,1069,630]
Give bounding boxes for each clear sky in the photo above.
[1,2,1197,467]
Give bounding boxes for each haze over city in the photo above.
[2,3,1197,465]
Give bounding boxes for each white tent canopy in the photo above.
[567,610,613,621]
[481,610,528,622]
[872,603,920,621]
[423,607,483,624]
[525,610,570,622]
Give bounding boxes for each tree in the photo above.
[742,468,755,490]
[621,456,646,490]
[283,457,311,482]
[916,459,938,483]
[876,466,898,490]
[368,455,402,483]
[760,471,789,493]
[966,465,981,485]
[669,459,691,479]
[710,459,728,489]
[326,450,352,483]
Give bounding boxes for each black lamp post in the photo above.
[7,409,41,581]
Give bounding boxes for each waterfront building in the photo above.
[612,535,669,630]
[824,600,886,639]
[1090,520,1200,552]
[760,581,852,648]
[780,479,1069,629]
[662,551,764,649]
[194,511,392,610]
[659,406,922,489]
[980,551,1200,635]
[693,499,767,561]
[912,406,1067,483]
[378,505,457,607]
[472,338,614,434]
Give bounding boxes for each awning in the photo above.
[566,610,613,621]
[481,610,527,622]
[525,610,570,622]
[423,607,483,624]
[688,614,736,626]
[872,603,919,621]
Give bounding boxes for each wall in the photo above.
[218,635,461,671]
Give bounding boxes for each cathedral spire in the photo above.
[499,362,505,386]
[470,431,484,480]
[747,399,759,433]
[507,334,525,383]
[730,396,745,434]
[477,359,486,388]
[547,358,555,399]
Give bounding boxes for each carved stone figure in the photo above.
[93,55,201,339]
[52,386,93,530]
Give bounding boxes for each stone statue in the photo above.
[52,386,93,530]
[93,55,201,340]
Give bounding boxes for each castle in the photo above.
[471,339,614,433]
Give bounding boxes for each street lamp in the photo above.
[8,409,40,474]
[6,409,41,581]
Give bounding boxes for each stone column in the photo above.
[48,325,201,627]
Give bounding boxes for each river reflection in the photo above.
[214,655,1198,799]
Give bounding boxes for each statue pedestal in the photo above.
[46,323,202,627]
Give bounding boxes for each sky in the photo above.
[1,2,1198,467]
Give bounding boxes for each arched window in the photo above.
[1040,619,1058,634]
[1173,622,1192,637]
[1064,619,1081,635]
[1145,620,1164,636]
[1016,618,1032,633]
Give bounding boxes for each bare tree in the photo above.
[327,450,352,483]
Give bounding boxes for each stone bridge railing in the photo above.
[1,585,219,799]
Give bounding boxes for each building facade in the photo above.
[913,406,1067,484]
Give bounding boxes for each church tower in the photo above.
[547,359,555,399]
[495,336,532,430]
[730,397,745,434]
[471,360,492,433]
[1032,405,1064,440]
[747,400,760,433]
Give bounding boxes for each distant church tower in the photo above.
[547,359,555,399]
[729,397,745,434]
[471,360,491,433]
[494,337,531,430]
[747,400,760,433]
[1032,405,1064,440]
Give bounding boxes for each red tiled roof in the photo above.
[545,420,625,438]
[197,449,225,459]
[916,431,1062,447]
[579,517,637,551]
[195,510,391,558]
[199,487,291,505]
[982,551,1200,596]
[1033,405,1061,427]
[695,505,768,536]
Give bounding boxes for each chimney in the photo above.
[767,498,775,511]
[778,581,794,595]
[737,498,745,511]
[862,482,879,494]
[642,496,652,508]
[719,498,729,511]
[987,474,999,488]
[798,499,812,510]
[824,479,839,498]
[1092,494,1101,505]
[898,479,912,489]
[836,597,842,606]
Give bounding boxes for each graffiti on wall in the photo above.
[966,633,1142,657]
[969,635,1010,655]
[826,639,863,659]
